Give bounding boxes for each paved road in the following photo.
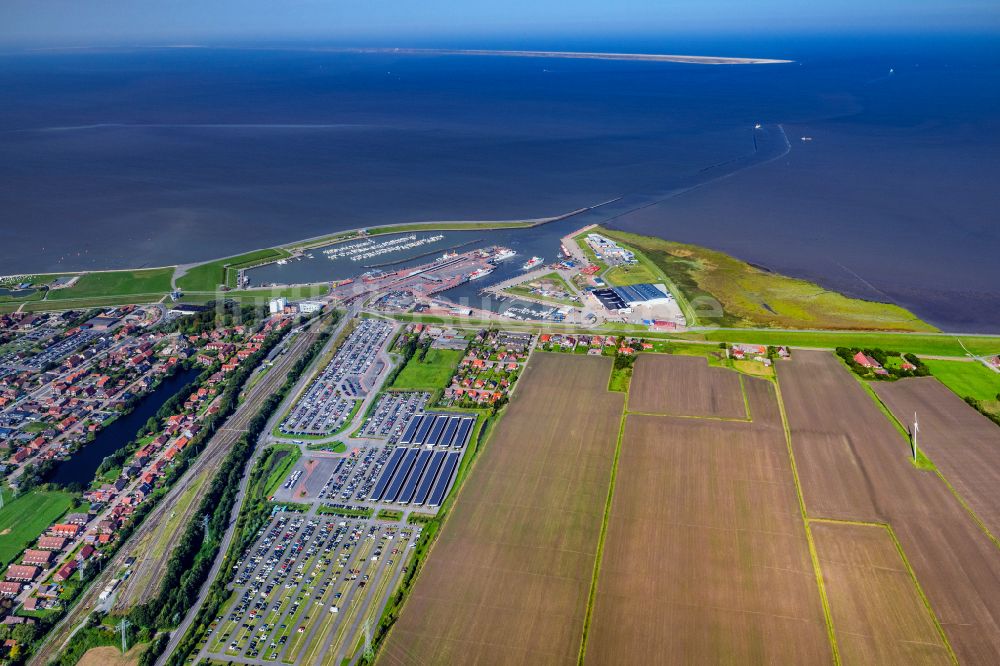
[29,315,326,666]
[157,306,359,664]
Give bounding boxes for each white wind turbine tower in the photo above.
[911,412,919,463]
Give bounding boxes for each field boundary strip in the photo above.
[739,373,753,421]
[849,366,1000,553]
[576,378,628,666]
[623,410,751,422]
[809,518,960,665]
[773,375,842,666]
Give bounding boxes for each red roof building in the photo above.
[5,565,39,582]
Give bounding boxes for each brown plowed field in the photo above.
[779,351,1000,663]
[378,353,624,666]
[874,377,1000,539]
[812,521,952,665]
[627,354,746,418]
[586,375,832,664]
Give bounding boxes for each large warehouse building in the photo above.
[591,283,673,312]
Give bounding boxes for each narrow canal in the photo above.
[48,366,201,486]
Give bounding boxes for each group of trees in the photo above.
[836,347,930,381]
[134,320,333,666]
[162,302,270,337]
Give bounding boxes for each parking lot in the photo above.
[359,391,429,439]
[199,512,418,665]
[272,457,342,503]
[278,319,393,436]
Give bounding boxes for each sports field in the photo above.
[378,354,625,665]
[586,372,830,664]
[0,489,74,564]
[779,351,1000,663]
[811,522,952,665]
[627,354,747,419]
[874,377,1000,538]
[390,349,464,390]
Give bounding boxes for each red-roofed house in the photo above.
[37,536,67,551]
[5,565,39,582]
[50,524,80,538]
[21,550,53,567]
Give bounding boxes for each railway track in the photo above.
[116,323,324,609]
[29,319,326,666]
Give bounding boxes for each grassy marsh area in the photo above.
[598,227,935,332]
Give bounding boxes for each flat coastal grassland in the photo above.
[678,329,1000,357]
[779,351,1000,663]
[378,354,624,665]
[597,227,935,332]
[46,268,174,301]
[586,360,830,664]
[175,248,292,291]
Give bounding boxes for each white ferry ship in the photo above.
[521,256,543,270]
[468,267,495,280]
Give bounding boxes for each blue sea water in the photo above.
[0,35,998,331]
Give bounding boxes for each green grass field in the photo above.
[177,284,328,305]
[0,488,74,565]
[506,271,578,306]
[46,268,175,301]
[678,330,1000,358]
[262,445,302,497]
[176,248,291,291]
[391,349,464,390]
[602,261,659,286]
[598,227,936,332]
[925,360,1000,411]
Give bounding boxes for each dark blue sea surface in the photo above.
[1,36,998,330]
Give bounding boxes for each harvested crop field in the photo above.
[627,354,747,418]
[811,521,952,665]
[586,376,831,664]
[874,377,1000,539]
[779,351,1000,663]
[378,353,624,666]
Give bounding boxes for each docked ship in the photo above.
[493,247,516,261]
[521,256,543,270]
[362,269,390,283]
[468,267,495,280]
